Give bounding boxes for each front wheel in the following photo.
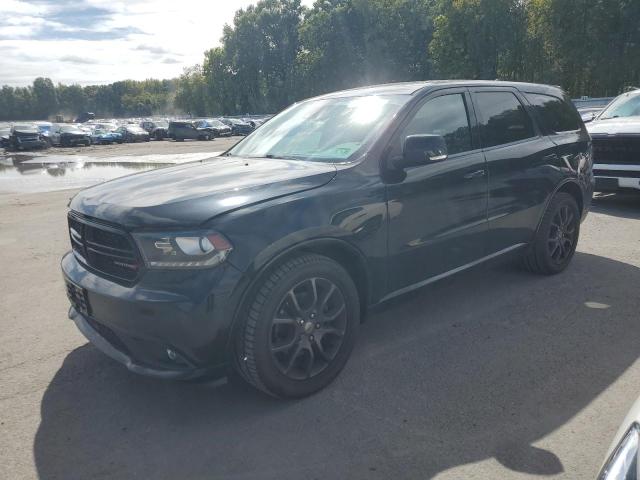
[523,192,580,275]
[235,254,360,398]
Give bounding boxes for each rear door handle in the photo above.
[464,169,486,179]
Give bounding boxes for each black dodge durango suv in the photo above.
[62,81,593,398]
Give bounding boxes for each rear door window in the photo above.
[524,93,582,133]
[474,91,535,148]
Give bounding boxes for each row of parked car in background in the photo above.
[0,115,271,152]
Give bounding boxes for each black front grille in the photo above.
[17,135,39,142]
[592,136,640,165]
[68,213,141,282]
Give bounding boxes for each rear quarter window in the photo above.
[524,93,583,133]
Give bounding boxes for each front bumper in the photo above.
[594,164,640,191]
[61,251,244,379]
[61,135,90,145]
[15,138,48,149]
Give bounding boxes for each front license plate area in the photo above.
[66,280,92,317]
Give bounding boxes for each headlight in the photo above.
[133,231,233,269]
[599,424,640,480]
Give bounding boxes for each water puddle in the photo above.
[0,151,223,194]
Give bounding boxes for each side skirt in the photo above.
[378,243,527,303]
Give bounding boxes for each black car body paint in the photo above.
[62,81,593,382]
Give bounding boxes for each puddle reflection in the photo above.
[0,151,221,194]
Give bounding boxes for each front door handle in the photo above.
[464,169,486,179]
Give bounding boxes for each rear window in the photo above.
[475,91,535,148]
[525,93,582,133]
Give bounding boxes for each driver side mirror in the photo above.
[398,134,448,168]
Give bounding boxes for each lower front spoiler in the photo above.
[69,306,226,381]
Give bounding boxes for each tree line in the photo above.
[2,0,639,121]
[0,78,176,121]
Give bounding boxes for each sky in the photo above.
[0,0,313,87]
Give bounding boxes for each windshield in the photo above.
[61,126,82,133]
[228,94,408,162]
[13,124,38,132]
[155,121,168,128]
[599,92,640,119]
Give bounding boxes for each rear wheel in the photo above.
[523,192,580,275]
[235,254,359,398]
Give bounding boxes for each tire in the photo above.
[235,254,360,398]
[176,138,184,142]
[523,192,580,275]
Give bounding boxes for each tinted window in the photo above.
[525,93,582,133]
[403,94,472,155]
[475,92,535,148]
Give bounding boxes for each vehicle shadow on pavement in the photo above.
[591,192,640,219]
[34,251,640,480]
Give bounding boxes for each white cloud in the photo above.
[0,0,314,86]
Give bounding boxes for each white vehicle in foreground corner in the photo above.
[598,395,640,479]
[587,89,640,193]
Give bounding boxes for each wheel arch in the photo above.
[535,179,584,236]
[556,180,584,216]
[224,237,371,363]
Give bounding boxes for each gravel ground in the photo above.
[0,160,639,479]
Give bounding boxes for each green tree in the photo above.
[429,0,528,80]
[300,0,434,96]
[527,0,640,97]
[32,77,58,119]
[174,66,208,116]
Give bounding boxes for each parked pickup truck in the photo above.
[587,89,640,192]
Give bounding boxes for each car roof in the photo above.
[315,80,566,99]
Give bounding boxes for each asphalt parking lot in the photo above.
[1,148,639,478]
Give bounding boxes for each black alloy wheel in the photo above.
[523,192,580,275]
[236,254,359,398]
[547,204,577,264]
[269,277,347,381]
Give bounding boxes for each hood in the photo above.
[587,117,640,135]
[13,127,39,135]
[69,156,337,229]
